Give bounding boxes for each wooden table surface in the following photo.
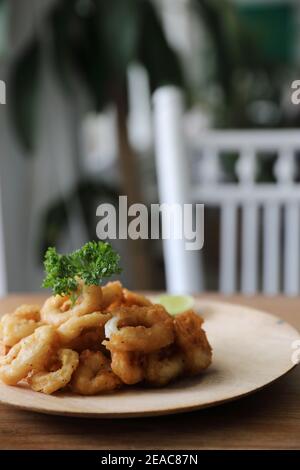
[0,293,300,450]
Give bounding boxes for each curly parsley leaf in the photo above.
[42,241,122,296]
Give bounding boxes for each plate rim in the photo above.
[0,365,297,419]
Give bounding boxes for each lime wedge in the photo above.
[156,294,195,316]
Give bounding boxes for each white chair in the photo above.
[153,87,204,294]
[153,86,300,296]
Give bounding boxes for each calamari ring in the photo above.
[13,304,40,320]
[0,341,9,357]
[145,345,184,386]
[101,281,123,310]
[122,288,152,307]
[104,305,174,353]
[65,328,106,353]
[40,295,73,326]
[174,310,212,375]
[110,350,144,385]
[0,325,58,385]
[57,311,111,344]
[0,313,42,347]
[41,283,103,326]
[28,348,79,394]
[71,350,122,395]
[101,283,152,311]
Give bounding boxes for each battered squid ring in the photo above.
[145,346,184,386]
[101,281,123,310]
[174,310,212,375]
[110,350,144,385]
[40,295,73,326]
[40,283,103,326]
[65,328,106,353]
[104,305,174,354]
[0,310,42,347]
[0,341,9,357]
[57,311,111,345]
[71,350,122,395]
[101,284,152,312]
[0,325,58,385]
[122,288,152,307]
[13,304,40,320]
[28,348,79,394]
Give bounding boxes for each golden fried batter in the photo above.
[0,282,212,395]
[71,350,122,395]
[28,348,79,394]
[41,283,103,326]
[0,325,58,385]
[174,310,212,375]
[110,350,144,385]
[104,305,174,353]
[145,345,184,386]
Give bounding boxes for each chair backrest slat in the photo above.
[274,148,299,295]
[263,203,280,295]
[220,203,237,293]
[241,202,259,294]
[236,148,259,294]
[283,203,300,295]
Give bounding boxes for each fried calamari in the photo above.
[0,282,212,394]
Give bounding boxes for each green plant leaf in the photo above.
[138,1,183,91]
[0,0,9,60]
[42,241,122,296]
[49,0,109,109]
[99,0,140,79]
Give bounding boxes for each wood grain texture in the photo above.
[0,293,300,449]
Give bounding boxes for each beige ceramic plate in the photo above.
[0,299,299,418]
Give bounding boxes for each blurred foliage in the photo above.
[238,3,293,64]
[193,0,300,129]
[193,0,300,182]
[7,0,300,249]
[10,41,41,152]
[8,0,183,255]
[0,0,8,60]
[9,0,183,153]
[10,0,296,151]
[194,0,259,125]
[8,0,300,146]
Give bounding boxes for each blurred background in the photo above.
[0,0,300,295]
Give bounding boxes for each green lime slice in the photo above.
[156,294,195,316]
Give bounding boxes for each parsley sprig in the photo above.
[42,241,122,296]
